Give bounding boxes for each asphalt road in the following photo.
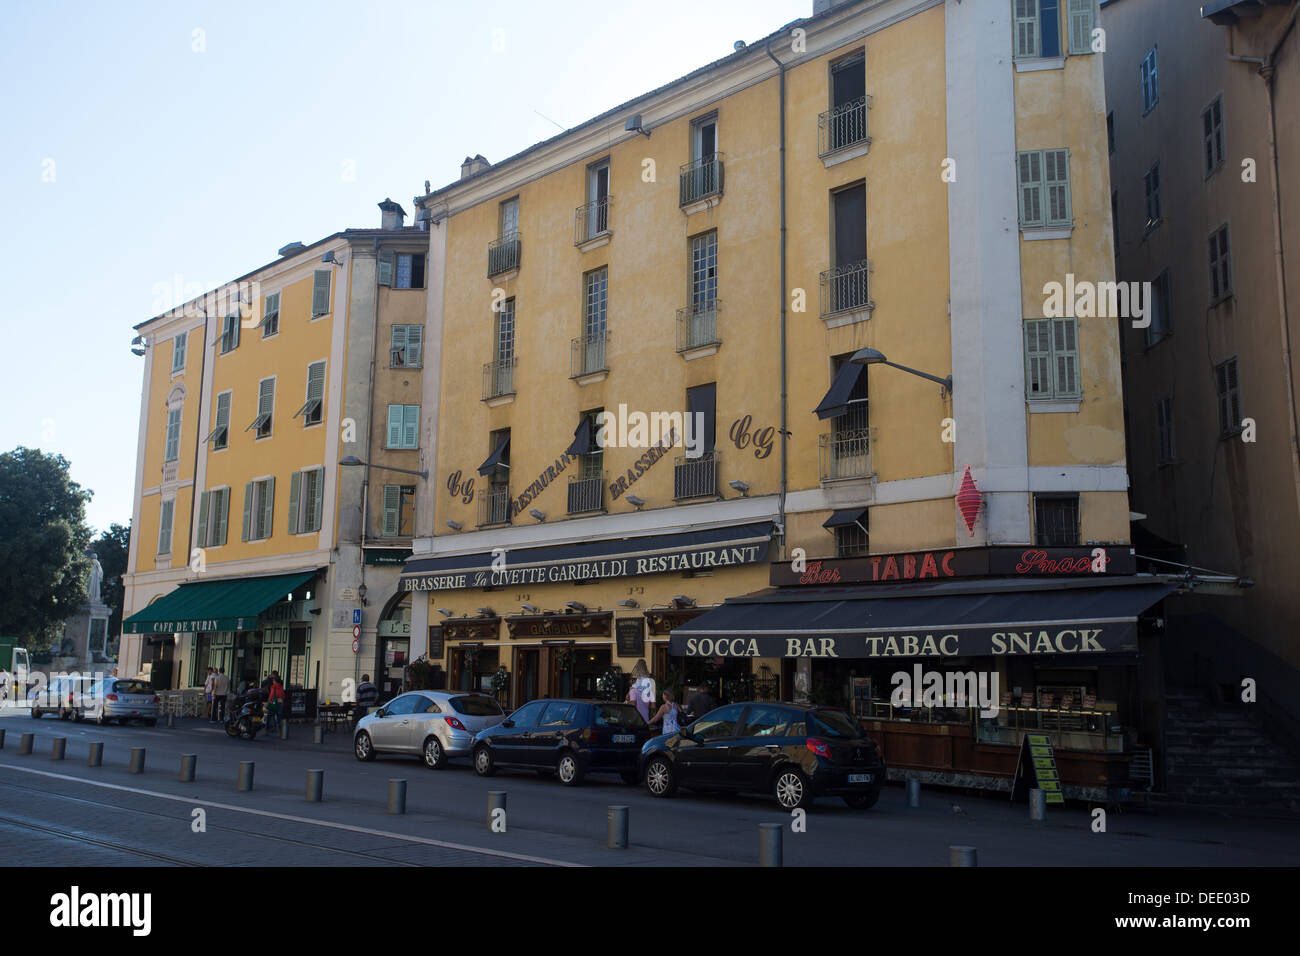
[2,710,1297,867]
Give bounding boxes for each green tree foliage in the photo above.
[94,522,131,640]
[0,447,93,649]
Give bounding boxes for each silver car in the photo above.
[354,691,505,769]
[82,678,160,726]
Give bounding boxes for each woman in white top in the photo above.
[628,659,656,722]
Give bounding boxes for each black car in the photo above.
[471,698,651,786]
[639,701,886,810]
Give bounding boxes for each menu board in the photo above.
[1010,733,1064,805]
[428,625,444,658]
[615,617,644,657]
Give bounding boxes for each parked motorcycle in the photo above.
[224,690,265,740]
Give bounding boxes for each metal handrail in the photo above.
[570,330,608,378]
[818,427,872,480]
[566,473,604,514]
[819,259,871,317]
[675,302,721,352]
[487,232,521,277]
[574,196,612,244]
[679,154,725,206]
[482,356,517,400]
[673,451,718,500]
[818,96,870,157]
[478,485,512,527]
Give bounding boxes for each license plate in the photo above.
[848,773,873,784]
[612,734,635,744]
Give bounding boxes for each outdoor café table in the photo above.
[318,703,352,732]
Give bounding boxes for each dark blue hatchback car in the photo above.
[471,698,651,785]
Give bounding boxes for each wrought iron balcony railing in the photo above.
[574,196,611,245]
[567,474,604,515]
[570,330,608,378]
[478,485,512,527]
[818,96,870,157]
[819,428,873,481]
[675,302,720,353]
[487,233,521,278]
[482,356,517,401]
[673,451,718,500]
[679,154,725,207]
[819,260,871,318]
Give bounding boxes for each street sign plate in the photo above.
[353,608,362,625]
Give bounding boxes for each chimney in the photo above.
[378,197,407,231]
[460,154,491,180]
[813,0,851,14]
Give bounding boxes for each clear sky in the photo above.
[0,0,803,536]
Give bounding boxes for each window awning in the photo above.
[565,416,592,458]
[823,508,868,530]
[123,570,319,635]
[478,435,511,475]
[814,362,866,420]
[668,577,1175,658]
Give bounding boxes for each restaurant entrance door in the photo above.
[515,648,540,707]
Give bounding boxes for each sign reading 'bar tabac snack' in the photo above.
[770,546,1136,587]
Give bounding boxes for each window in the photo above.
[382,694,422,716]
[311,270,331,317]
[740,705,790,738]
[390,325,424,368]
[1034,494,1079,546]
[1141,46,1159,114]
[1215,358,1242,437]
[196,487,230,548]
[1203,97,1225,176]
[836,521,869,558]
[1066,0,1097,55]
[171,332,187,373]
[1024,318,1080,400]
[1143,162,1161,229]
[586,160,610,238]
[692,704,743,741]
[685,383,716,457]
[386,404,419,450]
[499,197,519,240]
[381,484,416,537]
[823,52,867,154]
[1013,0,1061,58]
[1146,270,1172,347]
[157,500,174,554]
[496,297,515,366]
[220,312,240,353]
[507,700,547,728]
[1016,149,1072,228]
[1209,225,1233,302]
[1156,396,1175,464]
[483,428,511,525]
[241,477,275,542]
[690,231,718,312]
[164,407,182,462]
[394,253,425,289]
[539,702,577,727]
[692,114,717,163]
[287,467,324,535]
[294,361,325,426]
[262,293,280,337]
[832,182,867,269]
[584,268,607,342]
[1106,111,1114,154]
[206,391,231,450]
[248,378,274,439]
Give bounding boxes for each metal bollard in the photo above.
[237,761,255,792]
[313,724,324,745]
[759,823,783,867]
[51,737,66,760]
[388,779,407,815]
[180,754,197,782]
[950,845,978,867]
[607,806,629,849]
[487,791,507,830]
[166,712,175,729]
[19,733,34,755]
[0,727,6,749]
[128,748,146,774]
[1029,788,1047,823]
[306,769,324,802]
[280,721,289,741]
[907,778,921,808]
[88,742,103,767]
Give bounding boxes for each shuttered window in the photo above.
[1067,0,1096,55]
[1016,149,1071,228]
[390,325,424,368]
[378,249,395,287]
[242,478,275,541]
[206,391,231,449]
[395,253,425,289]
[196,488,229,548]
[1215,358,1241,437]
[164,407,182,462]
[287,468,324,535]
[312,270,331,317]
[1156,397,1175,465]
[171,332,187,373]
[1141,47,1159,114]
[262,293,280,337]
[1203,97,1224,176]
[220,313,240,353]
[1014,0,1039,58]
[157,500,174,554]
[386,405,420,449]
[381,484,415,537]
[294,361,326,425]
[1209,225,1232,301]
[248,378,274,438]
[1024,318,1080,400]
[1143,163,1161,228]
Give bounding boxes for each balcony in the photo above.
[574,197,612,249]
[487,233,521,279]
[818,96,872,162]
[567,474,604,515]
[676,302,720,359]
[478,485,512,527]
[482,357,517,405]
[679,154,725,211]
[819,260,872,326]
[819,428,873,482]
[674,451,718,500]
[570,330,608,382]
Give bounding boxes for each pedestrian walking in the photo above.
[355,674,379,727]
[203,666,216,720]
[685,683,715,722]
[627,660,656,722]
[649,688,683,735]
[211,668,230,723]
[265,671,285,735]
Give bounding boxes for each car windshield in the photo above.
[450,695,503,717]
[810,709,863,738]
[114,680,153,695]
[593,704,646,728]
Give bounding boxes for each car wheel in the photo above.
[843,790,879,810]
[473,744,497,777]
[422,736,446,770]
[773,769,812,811]
[30,706,40,719]
[644,757,677,797]
[98,712,111,726]
[620,771,639,786]
[556,751,585,786]
[354,731,376,762]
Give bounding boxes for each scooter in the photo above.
[224,691,265,740]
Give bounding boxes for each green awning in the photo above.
[123,571,319,635]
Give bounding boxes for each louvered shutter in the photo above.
[391,325,407,366]
[1017,152,1043,227]
[216,392,231,436]
[378,250,395,286]
[1025,320,1052,398]
[403,406,419,448]
[196,491,210,549]
[158,501,173,553]
[215,489,229,546]
[382,485,400,536]
[308,362,325,402]
[1053,319,1080,398]
[260,476,275,539]
[312,270,331,317]
[406,326,423,367]
[258,379,274,434]
[310,468,324,533]
[1068,0,1094,55]
[287,471,302,535]
[387,406,403,447]
[1044,149,1071,225]
[242,482,254,541]
[1014,0,1038,58]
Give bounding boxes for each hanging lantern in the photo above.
[956,465,983,536]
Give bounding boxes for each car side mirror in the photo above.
[501,719,515,728]
[375,708,386,719]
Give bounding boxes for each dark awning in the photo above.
[565,416,592,458]
[813,362,865,420]
[823,508,868,530]
[123,570,319,635]
[477,435,511,476]
[668,577,1175,658]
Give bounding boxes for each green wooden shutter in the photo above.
[310,467,324,532]
[158,500,174,553]
[196,491,210,549]
[391,325,407,365]
[287,471,302,535]
[216,392,231,431]
[165,408,182,462]
[387,406,403,447]
[242,481,254,541]
[308,362,325,402]
[1067,0,1094,54]
[261,476,275,539]
[1017,151,1043,227]
[312,270,331,316]
[378,250,395,286]
[1052,318,1080,398]
[1025,320,1052,398]
[403,405,419,448]
[215,488,229,546]
[382,485,400,536]
[172,333,186,372]
[406,326,423,368]
[1043,149,1071,226]
[1014,0,1038,58]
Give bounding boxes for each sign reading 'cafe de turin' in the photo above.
[769,545,1137,587]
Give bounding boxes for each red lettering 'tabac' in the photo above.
[882,556,899,580]
[920,552,938,578]
[903,554,917,578]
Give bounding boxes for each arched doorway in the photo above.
[376,592,412,702]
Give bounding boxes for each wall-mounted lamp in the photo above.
[130,334,148,357]
[340,455,428,479]
[565,601,587,613]
[520,603,539,614]
[358,582,368,606]
[728,479,749,496]
[528,508,547,522]
[626,495,645,509]
[617,599,639,608]
[850,347,953,395]
[321,250,345,267]
[446,519,463,531]
[672,595,696,608]
[437,608,454,617]
[476,607,495,617]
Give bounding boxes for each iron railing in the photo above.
[570,330,608,378]
[574,196,611,244]
[675,302,720,353]
[819,260,871,317]
[478,485,511,527]
[673,451,718,500]
[818,96,870,157]
[679,154,725,206]
[567,474,604,514]
[487,233,521,278]
[482,356,517,401]
[819,428,872,480]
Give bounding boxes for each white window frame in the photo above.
[1209,224,1233,303]
[1202,95,1225,178]
[1024,317,1081,401]
[1016,148,1073,232]
[394,253,425,290]
[1141,46,1159,115]
[386,404,420,450]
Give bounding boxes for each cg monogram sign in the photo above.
[729,415,775,459]
[446,470,474,504]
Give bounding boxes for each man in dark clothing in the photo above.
[354,674,379,727]
[685,685,716,723]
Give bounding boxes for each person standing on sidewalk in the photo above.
[649,688,682,735]
[211,668,230,723]
[203,666,216,720]
[265,672,285,735]
[354,674,379,727]
[627,660,656,723]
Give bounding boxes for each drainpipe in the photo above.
[186,310,210,568]
[358,238,382,689]
[765,36,789,547]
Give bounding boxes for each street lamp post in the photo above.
[850,348,952,395]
